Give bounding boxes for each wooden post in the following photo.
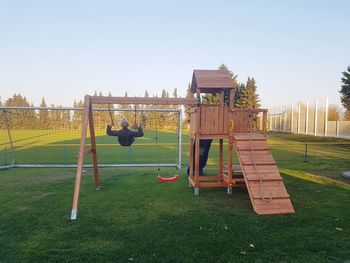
[230,89,235,110]
[194,105,200,195]
[262,111,267,137]
[219,139,223,179]
[220,91,224,106]
[189,137,194,181]
[71,96,90,220]
[88,102,100,190]
[194,135,200,195]
[227,136,233,194]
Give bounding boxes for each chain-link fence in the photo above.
[0,106,182,168]
[269,98,350,139]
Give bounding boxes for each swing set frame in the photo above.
[71,95,197,220]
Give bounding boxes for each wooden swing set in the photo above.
[71,69,294,220]
[71,95,197,220]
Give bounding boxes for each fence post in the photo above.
[324,98,328,137]
[284,107,287,132]
[64,146,67,165]
[314,99,318,136]
[336,120,340,138]
[291,105,294,133]
[304,144,308,162]
[128,146,132,163]
[305,101,309,134]
[279,114,282,132]
[297,102,301,134]
[3,147,6,165]
[269,115,272,131]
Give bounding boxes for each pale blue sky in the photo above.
[0,0,349,108]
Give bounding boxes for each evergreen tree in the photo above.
[173,88,178,98]
[141,90,150,128]
[49,104,63,129]
[119,91,132,128]
[236,77,261,109]
[234,83,245,107]
[62,109,71,129]
[38,97,50,129]
[340,66,350,110]
[184,83,194,125]
[72,100,84,129]
[5,93,34,129]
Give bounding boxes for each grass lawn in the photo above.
[0,132,349,262]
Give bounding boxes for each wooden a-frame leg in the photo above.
[88,104,100,190]
[71,97,90,220]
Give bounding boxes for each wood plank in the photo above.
[234,133,266,140]
[90,96,197,105]
[248,180,286,189]
[236,141,270,151]
[245,174,282,181]
[199,182,228,188]
[198,176,222,181]
[251,189,289,199]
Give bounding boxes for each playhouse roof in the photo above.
[191,70,235,93]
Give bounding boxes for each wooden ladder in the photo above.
[234,133,295,215]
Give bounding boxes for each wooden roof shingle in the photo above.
[191,70,235,93]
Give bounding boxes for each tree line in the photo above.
[0,90,181,130]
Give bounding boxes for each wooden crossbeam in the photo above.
[89,96,197,105]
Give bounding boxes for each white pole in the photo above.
[284,107,287,132]
[336,120,340,138]
[305,101,309,134]
[279,113,282,132]
[314,99,318,136]
[297,102,301,134]
[291,105,294,133]
[324,98,328,137]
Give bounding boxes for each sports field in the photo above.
[0,132,349,262]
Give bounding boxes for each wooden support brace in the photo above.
[88,102,100,190]
[71,96,91,220]
[89,96,197,105]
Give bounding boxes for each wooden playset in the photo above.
[71,69,294,220]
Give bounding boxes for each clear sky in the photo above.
[1,0,349,108]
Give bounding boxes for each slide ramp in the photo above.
[234,133,295,215]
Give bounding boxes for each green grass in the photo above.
[0,132,349,262]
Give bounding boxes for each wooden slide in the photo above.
[233,133,295,215]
